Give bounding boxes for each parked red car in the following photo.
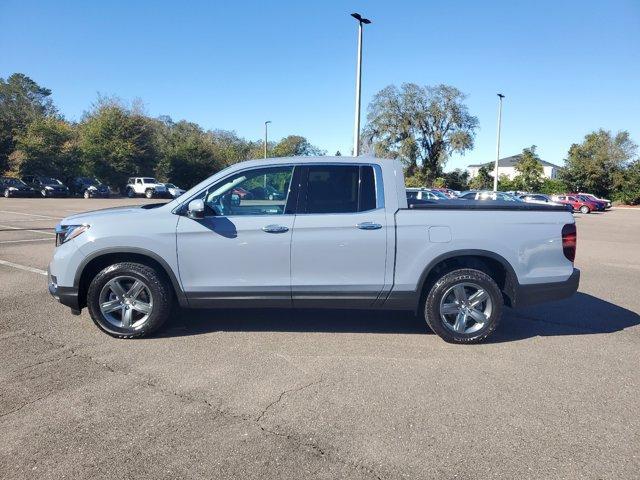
[551,194,600,214]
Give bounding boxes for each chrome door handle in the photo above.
[356,222,382,230]
[262,224,289,233]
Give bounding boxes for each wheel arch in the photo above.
[74,248,187,309]
[416,249,519,309]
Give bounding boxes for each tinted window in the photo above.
[358,166,376,211]
[304,165,376,214]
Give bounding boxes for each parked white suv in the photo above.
[125,177,168,199]
[49,156,579,343]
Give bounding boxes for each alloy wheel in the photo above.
[98,276,154,330]
[439,282,493,334]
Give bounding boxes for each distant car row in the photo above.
[406,188,612,214]
[1,175,186,200]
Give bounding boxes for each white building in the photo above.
[467,155,559,180]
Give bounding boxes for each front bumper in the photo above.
[48,270,80,312]
[43,189,69,197]
[513,268,580,308]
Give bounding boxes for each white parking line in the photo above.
[0,238,53,244]
[0,210,61,220]
[0,224,56,236]
[0,259,47,276]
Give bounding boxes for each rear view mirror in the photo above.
[187,199,205,220]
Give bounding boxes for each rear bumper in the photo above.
[48,270,80,312]
[513,268,580,308]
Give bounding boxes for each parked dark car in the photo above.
[22,175,69,197]
[71,177,110,198]
[1,177,38,198]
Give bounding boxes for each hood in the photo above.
[61,204,158,224]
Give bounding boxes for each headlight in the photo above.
[88,186,97,191]
[55,224,90,246]
[45,186,53,190]
[8,187,17,191]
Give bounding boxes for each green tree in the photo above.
[559,129,637,197]
[8,117,80,179]
[271,135,325,157]
[513,146,544,192]
[79,98,158,189]
[0,73,57,172]
[612,160,640,204]
[469,166,492,190]
[497,174,516,191]
[364,83,479,182]
[335,150,342,156]
[539,178,568,195]
[155,119,225,188]
[443,169,469,190]
[432,177,446,188]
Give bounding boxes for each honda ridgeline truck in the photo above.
[48,156,579,343]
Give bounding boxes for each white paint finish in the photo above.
[395,209,575,290]
[429,226,452,243]
[0,259,47,275]
[291,208,387,297]
[176,215,294,292]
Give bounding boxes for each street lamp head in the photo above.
[265,120,272,125]
[351,13,371,24]
[497,93,505,99]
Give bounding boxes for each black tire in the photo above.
[145,189,154,199]
[126,188,135,198]
[424,268,503,344]
[83,190,90,199]
[86,262,173,339]
[579,205,590,214]
[3,189,9,198]
[41,189,47,197]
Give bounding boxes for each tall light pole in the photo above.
[264,120,271,159]
[493,93,505,191]
[351,12,371,157]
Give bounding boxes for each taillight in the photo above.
[562,223,577,262]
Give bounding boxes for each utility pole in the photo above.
[350,13,371,156]
[493,93,505,191]
[264,120,271,159]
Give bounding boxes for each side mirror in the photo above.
[187,199,205,220]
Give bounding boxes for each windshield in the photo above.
[40,177,62,185]
[78,177,101,186]
[143,178,157,184]
[165,183,176,188]
[428,190,448,199]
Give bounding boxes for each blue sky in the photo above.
[1,0,638,170]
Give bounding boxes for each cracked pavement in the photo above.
[1,198,639,479]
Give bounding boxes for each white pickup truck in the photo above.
[49,156,579,343]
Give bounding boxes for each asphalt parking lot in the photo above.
[1,198,639,479]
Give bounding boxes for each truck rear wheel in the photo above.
[86,262,173,339]
[424,268,503,344]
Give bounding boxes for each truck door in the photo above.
[176,165,296,307]
[291,164,388,308]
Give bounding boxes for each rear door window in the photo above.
[301,165,377,214]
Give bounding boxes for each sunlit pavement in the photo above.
[1,198,638,479]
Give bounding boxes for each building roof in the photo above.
[468,154,559,169]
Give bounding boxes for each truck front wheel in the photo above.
[145,189,154,199]
[86,262,173,339]
[424,268,503,344]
